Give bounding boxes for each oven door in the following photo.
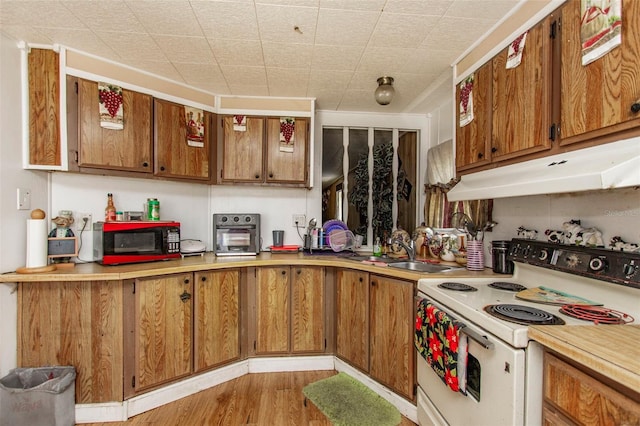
[416,295,526,426]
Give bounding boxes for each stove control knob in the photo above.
[588,257,606,272]
[538,249,549,261]
[522,246,532,257]
[623,263,638,277]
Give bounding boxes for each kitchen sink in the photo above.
[387,261,461,273]
[345,255,397,263]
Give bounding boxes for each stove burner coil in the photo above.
[560,304,635,324]
[484,304,566,325]
[488,282,527,292]
[437,282,478,292]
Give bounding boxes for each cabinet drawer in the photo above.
[544,353,640,425]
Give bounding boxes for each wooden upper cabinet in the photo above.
[77,78,152,172]
[154,98,214,181]
[265,117,308,184]
[221,115,309,186]
[28,48,61,167]
[559,0,640,145]
[456,61,493,172]
[491,14,554,161]
[222,116,264,182]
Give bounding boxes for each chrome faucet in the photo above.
[393,237,416,261]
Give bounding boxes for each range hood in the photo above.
[447,136,640,201]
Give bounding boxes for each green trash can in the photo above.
[0,366,76,426]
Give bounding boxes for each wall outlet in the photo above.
[76,213,92,231]
[292,214,306,228]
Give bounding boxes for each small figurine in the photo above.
[610,236,640,252]
[544,229,564,244]
[517,226,538,240]
[49,210,75,238]
[562,219,603,247]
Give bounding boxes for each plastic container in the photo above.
[329,230,356,252]
[0,366,76,426]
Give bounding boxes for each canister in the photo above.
[491,240,514,274]
[147,198,160,221]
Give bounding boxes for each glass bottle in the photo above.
[105,193,116,222]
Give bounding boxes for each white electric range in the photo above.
[416,239,640,426]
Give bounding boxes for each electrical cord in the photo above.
[75,217,93,263]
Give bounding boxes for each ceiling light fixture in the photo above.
[374,76,395,105]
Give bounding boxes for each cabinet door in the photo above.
[336,269,369,372]
[560,0,640,145]
[194,270,240,372]
[265,117,308,184]
[255,266,290,354]
[456,61,493,172]
[28,48,61,167]
[154,99,212,180]
[291,266,324,353]
[133,273,192,392]
[492,15,553,161]
[78,78,152,172]
[369,275,415,400]
[543,352,640,425]
[18,281,124,403]
[222,116,264,182]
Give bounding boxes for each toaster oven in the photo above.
[213,213,260,256]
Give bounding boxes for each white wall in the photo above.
[0,35,49,376]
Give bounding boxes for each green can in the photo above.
[147,198,160,221]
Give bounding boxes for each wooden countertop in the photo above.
[529,325,640,391]
[0,252,504,282]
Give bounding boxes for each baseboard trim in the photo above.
[75,356,417,424]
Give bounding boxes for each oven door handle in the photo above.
[459,326,494,350]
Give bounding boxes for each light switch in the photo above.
[17,188,31,210]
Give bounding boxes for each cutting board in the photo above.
[515,286,602,306]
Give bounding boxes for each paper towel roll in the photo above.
[26,218,48,268]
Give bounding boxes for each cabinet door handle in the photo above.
[371,280,376,287]
[491,147,497,153]
[184,278,190,284]
[255,174,260,179]
[160,166,166,171]
[477,152,484,159]
[269,172,274,178]
[142,162,149,167]
[281,270,287,276]
[180,291,191,302]
[631,102,640,113]
[200,276,206,282]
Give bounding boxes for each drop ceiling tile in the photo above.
[0,25,53,44]
[257,0,318,6]
[172,62,225,84]
[319,0,386,11]
[0,1,84,29]
[208,39,265,67]
[153,35,215,64]
[227,84,269,96]
[191,1,260,40]
[308,69,353,92]
[255,4,318,44]
[124,1,203,36]
[266,67,309,91]
[220,65,268,86]
[315,8,378,46]
[369,13,439,48]
[446,0,521,20]
[37,28,117,59]
[421,16,495,50]
[357,46,418,76]
[262,42,313,68]
[61,1,143,34]
[312,44,364,71]
[95,31,166,61]
[382,0,452,16]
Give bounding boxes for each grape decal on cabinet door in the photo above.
[279,117,295,153]
[98,82,124,129]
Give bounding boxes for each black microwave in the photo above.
[93,221,181,265]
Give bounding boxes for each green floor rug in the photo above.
[302,372,401,426]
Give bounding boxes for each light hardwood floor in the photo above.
[82,370,417,425]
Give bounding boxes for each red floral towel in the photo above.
[415,298,467,393]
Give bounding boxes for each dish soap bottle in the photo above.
[373,237,382,256]
[105,193,116,222]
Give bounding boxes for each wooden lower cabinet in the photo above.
[18,281,124,403]
[369,274,415,400]
[336,270,416,401]
[126,273,193,395]
[254,266,325,355]
[336,269,370,372]
[542,352,640,425]
[194,269,240,372]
